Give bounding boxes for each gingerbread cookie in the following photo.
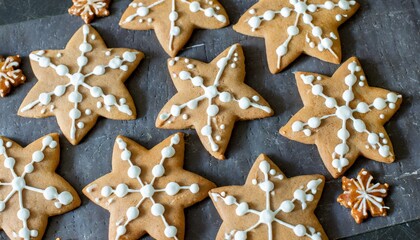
[68,0,111,24]
[0,133,81,240]
[156,44,273,160]
[119,0,229,57]
[18,25,143,145]
[0,55,26,97]
[234,0,359,74]
[337,168,389,223]
[210,154,326,240]
[280,57,402,178]
[83,133,215,240]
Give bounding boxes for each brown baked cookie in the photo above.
[119,0,229,57]
[280,57,402,178]
[337,168,389,224]
[234,0,359,74]
[0,133,81,240]
[68,0,111,24]
[210,154,326,240]
[0,55,26,97]
[18,25,143,145]
[155,44,273,160]
[83,133,215,240]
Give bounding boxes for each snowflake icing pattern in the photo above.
[68,0,111,24]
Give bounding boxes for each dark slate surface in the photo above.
[0,0,419,239]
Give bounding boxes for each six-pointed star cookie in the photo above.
[210,154,326,240]
[18,25,143,145]
[83,133,216,240]
[0,55,26,97]
[280,57,402,178]
[119,0,229,57]
[155,44,273,160]
[68,0,111,24]
[234,0,359,74]
[0,133,81,240]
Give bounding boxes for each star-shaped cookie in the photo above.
[280,57,402,178]
[0,133,81,240]
[155,44,273,160]
[68,0,111,24]
[0,55,26,97]
[234,0,359,74]
[337,168,389,224]
[210,154,326,240]
[119,0,229,57]
[83,133,215,240]
[18,25,143,145]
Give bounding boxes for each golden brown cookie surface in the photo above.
[68,0,111,24]
[0,55,26,97]
[83,133,216,240]
[210,154,327,240]
[156,44,273,160]
[280,57,402,178]
[234,0,359,74]
[18,25,143,145]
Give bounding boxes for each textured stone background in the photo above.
[0,0,419,239]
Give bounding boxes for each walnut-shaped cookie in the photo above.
[0,55,26,97]
[210,154,327,240]
[234,0,359,74]
[156,44,273,160]
[0,133,81,240]
[68,0,111,24]
[337,168,389,223]
[18,25,143,145]
[119,0,229,57]
[280,57,402,178]
[83,133,215,240]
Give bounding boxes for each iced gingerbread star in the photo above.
[119,0,229,57]
[337,168,389,224]
[156,44,273,160]
[0,133,81,240]
[83,133,216,240]
[18,25,143,145]
[234,0,359,74]
[0,55,26,97]
[280,57,402,178]
[68,0,111,24]
[210,154,326,240]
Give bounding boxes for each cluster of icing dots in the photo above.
[122,0,227,51]
[159,45,272,152]
[0,136,74,240]
[291,61,401,172]
[212,160,323,240]
[21,25,138,140]
[87,134,199,240]
[246,0,357,69]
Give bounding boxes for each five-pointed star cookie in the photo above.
[0,133,81,240]
[210,154,326,240]
[337,168,389,224]
[0,55,26,97]
[83,133,216,240]
[280,57,402,178]
[18,25,143,145]
[155,44,273,160]
[119,0,229,57]
[68,0,111,24]
[234,0,359,74]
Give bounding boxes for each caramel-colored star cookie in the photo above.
[280,57,402,178]
[68,0,111,24]
[210,154,326,240]
[337,168,389,224]
[119,0,229,57]
[83,133,215,240]
[156,44,273,160]
[18,25,143,145]
[0,133,81,240]
[234,0,359,74]
[0,55,26,97]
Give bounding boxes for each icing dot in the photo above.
[169,11,178,21]
[280,200,295,213]
[165,182,180,195]
[324,1,334,9]
[308,117,321,128]
[204,86,218,98]
[345,74,357,86]
[161,146,175,158]
[335,143,349,155]
[325,97,337,108]
[32,151,44,162]
[312,27,322,37]
[321,38,333,48]
[368,133,379,144]
[39,93,51,105]
[0,202,5,212]
[90,86,103,98]
[152,164,165,177]
[280,7,291,17]
[219,92,232,102]
[101,186,112,197]
[126,207,139,221]
[77,56,88,67]
[179,71,191,80]
[55,65,69,76]
[137,6,149,16]
[39,57,51,68]
[380,114,385,119]
[190,183,199,193]
[238,97,251,109]
[204,8,215,17]
[236,202,249,216]
[164,226,177,238]
[128,166,141,178]
[311,84,323,95]
[191,76,203,86]
[171,26,181,36]
[387,93,398,103]
[292,121,304,132]
[248,16,261,29]
[356,102,369,113]
[104,95,116,106]
[79,43,92,53]
[123,52,136,62]
[116,226,126,236]
[207,104,219,116]
[287,26,299,36]
[69,109,81,120]
[69,92,83,103]
[4,157,15,169]
[189,2,200,12]
[373,98,387,110]
[57,191,73,205]
[115,183,129,198]
[353,119,366,132]
[170,105,181,116]
[43,186,58,200]
[293,224,307,237]
[263,10,275,21]
[93,65,106,75]
[121,149,131,161]
[276,45,287,57]
[234,231,247,240]
[303,14,313,24]
[109,58,123,69]
[151,203,165,216]
[24,164,34,173]
[342,89,354,102]
[379,145,390,157]
[220,124,225,129]
[54,85,66,96]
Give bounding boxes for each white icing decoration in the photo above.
[72,0,108,18]
[212,160,323,240]
[0,136,74,240]
[292,61,401,172]
[21,25,138,140]
[159,45,272,152]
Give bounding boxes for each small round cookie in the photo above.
[0,55,26,97]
